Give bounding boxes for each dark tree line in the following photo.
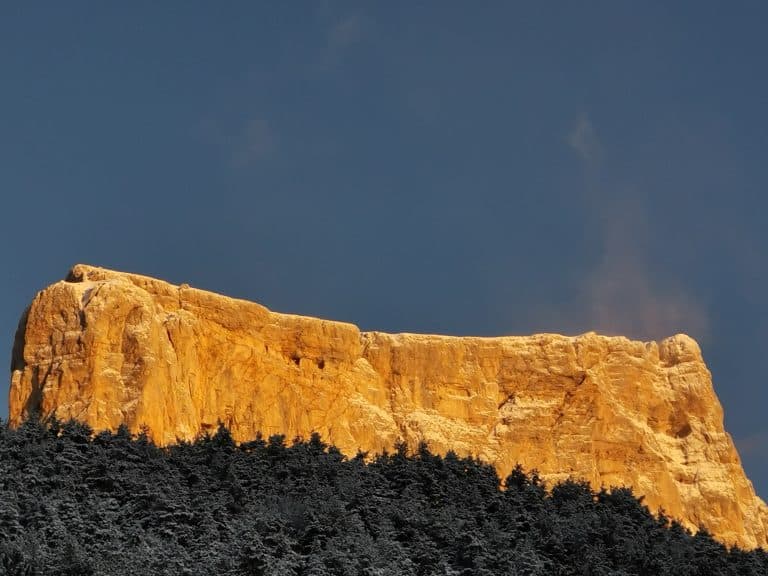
[0,416,766,575]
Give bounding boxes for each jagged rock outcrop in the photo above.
[9,264,768,548]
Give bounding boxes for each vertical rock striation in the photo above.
[9,264,768,548]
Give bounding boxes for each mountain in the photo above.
[9,264,768,548]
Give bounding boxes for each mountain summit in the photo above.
[9,264,768,548]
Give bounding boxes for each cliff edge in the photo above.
[9,264,768,548]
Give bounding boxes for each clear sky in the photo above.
[2,3,767,498]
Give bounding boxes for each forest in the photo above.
[0,416,766,576]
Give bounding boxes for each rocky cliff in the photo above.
[9,264,768,549]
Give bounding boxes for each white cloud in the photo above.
[567,113,601,164]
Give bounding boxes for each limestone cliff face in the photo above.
[9,264,768,549]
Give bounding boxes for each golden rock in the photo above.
[9,264,768,548]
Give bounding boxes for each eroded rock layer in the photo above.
[9,264,768,548]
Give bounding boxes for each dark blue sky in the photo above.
[2,3,767,498]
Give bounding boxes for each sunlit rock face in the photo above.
[9,264,768,549]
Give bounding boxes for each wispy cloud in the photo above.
[568,114,708,341]
[328,15,364,50]
[584,202,708,339]
[233,117,274,166]
[197,112,276,169]
[316,14,369,71]
[567,114,601,164]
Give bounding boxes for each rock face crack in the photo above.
[7,263,768,550]
[497,393,515,410]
